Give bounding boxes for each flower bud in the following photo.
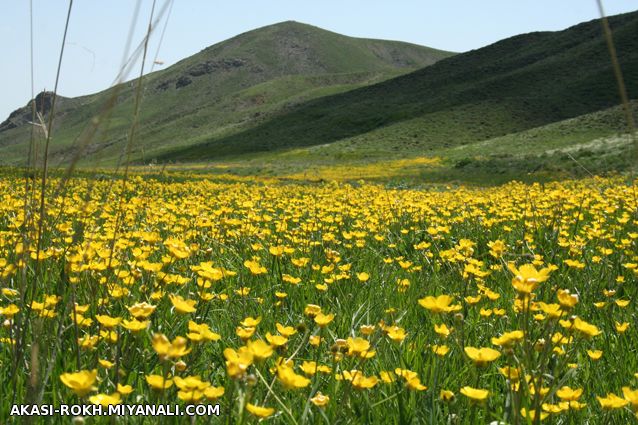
[246,374,257,387]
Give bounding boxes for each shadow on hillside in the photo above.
[151,12,638,163]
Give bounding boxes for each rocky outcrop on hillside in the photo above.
[0,91,63,132]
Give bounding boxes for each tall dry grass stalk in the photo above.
[10,0,175,415]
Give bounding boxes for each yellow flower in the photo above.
[385,325,407,343]
[537,302,563,319]
[314,312,335,327]
[203,386,224,401]
[0,304,20,318]
[59,369,98,396]
[347,337,375,358]
[406,377,427,391]
[244,260,267,275]
[224,346,254,379]
[145,374,173,390]
[240,316,262,327]
[460,386,489,401]
[127,302,156,319]
[246,339,274,361]
[557,290,578,308]
[174,375,210,402]
[616,299,630,308]
[100,330,118,344]
[491,330,524,347]
[269,245,285,256]
[164,238,191,259]
[266,332,288,347]
[304,304,322,317]
[168,294,197,314]
[89,392,121,406]
[177,390,205,403]
[236,326,256,340]
[556,386,583,401]
[615,322,630,333]
[434,323,452,338]
[597,393,629,409]
[187,320,221,342]
[235,287,251,297]
[587,349,603,360]
[464,346,501,367]
[508,263,551,294]
[380,371,396,383]
[479,308,493,317]
[520,408,548,422]
[78,334,99,350]
[311,392,330,407]
[1,288,18,298]
[432,345,450,357]
[121,318,149,333]
[499,366,522,381]
[245,403,275,418]
[300,361,331,376]
[277,365,311,389]
[564,259,585,269]
[276,323,297,337]
[356,272,370,282]
[570,317,602,338]
[351,374,379,389]
[151,333,191,359]
[488,240,506,258]
[394,369,427,391]
[418,295,462,314]
[95,314,121,329]
[465,295,481,304]
[98,359,114,369]
[622,387,638,410]
[117,384,133,395]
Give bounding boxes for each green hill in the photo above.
[163,101,634,185]
[157,11,638,163]
[0,21,454,165]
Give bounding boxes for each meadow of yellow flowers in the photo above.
[0,172,637,424]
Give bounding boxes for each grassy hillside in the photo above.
[0,21,453,165]
[157,11,638,162]
[152,101,636,185]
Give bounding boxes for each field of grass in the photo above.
[1,168,637,424]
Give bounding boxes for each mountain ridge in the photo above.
[0,20,454,165]
[155,10,637,162]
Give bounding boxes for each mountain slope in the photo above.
[0,21,454,165]
[158,11,638,162]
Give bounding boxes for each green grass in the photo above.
[148,102,636,186]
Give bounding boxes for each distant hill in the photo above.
[0,21,454,165]
[157,11,638,163]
